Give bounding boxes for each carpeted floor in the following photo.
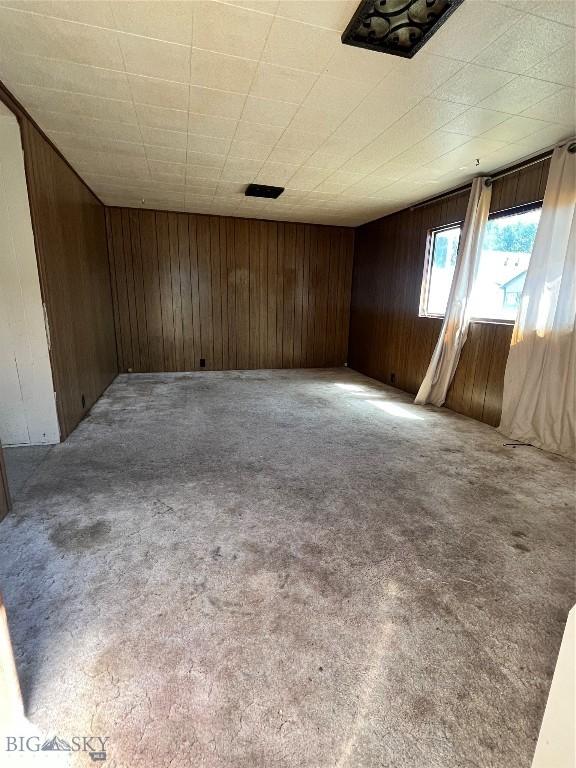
[0,368,574,768]
[4,445,53,500]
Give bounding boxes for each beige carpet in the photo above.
[0,369,574,768]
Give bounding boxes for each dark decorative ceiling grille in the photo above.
[341,0,465,58]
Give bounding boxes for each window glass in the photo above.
[421,206,541,321]
[423,225,460,316]
[469,206,541,321]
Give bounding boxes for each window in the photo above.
[420,205,541,322]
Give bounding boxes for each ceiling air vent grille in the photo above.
[245,184,284,199]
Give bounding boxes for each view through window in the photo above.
[421,206,541,322]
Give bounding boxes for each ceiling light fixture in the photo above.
[342,0,465,58]
[245,184,284,199]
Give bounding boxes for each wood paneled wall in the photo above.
[348,158,551,426]
[20,122,118,439]
[106,208,354,372]
[0,80,118,440]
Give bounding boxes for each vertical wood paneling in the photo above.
[348,159,550,427]
[19,122,117,439]
[106,209,354,372]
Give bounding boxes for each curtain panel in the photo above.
[499,142,576,459]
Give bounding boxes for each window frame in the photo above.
[419,202,542,325]
[419,221,462,320]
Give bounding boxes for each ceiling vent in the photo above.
[245,184,284,199]
[342,0,464,59]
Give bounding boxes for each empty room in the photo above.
[0,1,574,767]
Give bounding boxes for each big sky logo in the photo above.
[5,735,109,762]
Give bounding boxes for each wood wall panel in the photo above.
[1,80,117,441]
[348,158,550,426]
[106,208,354,372]
[19,122,117,439]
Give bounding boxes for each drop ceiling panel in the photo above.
[0,0,573,226]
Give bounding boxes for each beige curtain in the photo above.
[499,142,576,459]
[415,177,492,406]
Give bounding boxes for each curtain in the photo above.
[499,142,576,459]
[415,177,492,406]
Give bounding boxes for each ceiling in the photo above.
[0,0,574,226]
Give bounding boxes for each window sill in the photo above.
[419,314,515,326]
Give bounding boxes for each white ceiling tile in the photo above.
[255,161,299,184]
[481,115,552,142]
[478,75,565,114]
[0,0,570,222]
[473,13,573,75]
[407,98,470,131]
[234,121,284,145]
[275,0,357,31]
[276,129,325,153]
[189,86,246,119]
[425,137,508,174]
[48,130,144,156]
[288,166,332,191]
[220,157,264,181]
[266,146,314,164]
[393,53,463,98]
[190,48,257,93]
[31,110,141,141]
[144,145,187,164]
[303,74,373,113]
[188,113,238,139]
[497,0,576,27]
[118,34,191,82]
[62,149,150,176]
[387,131,472,168]
[250,61,317,103]
[0,7,125,69]
[522,87,576,124]
[111,1,194,45]
[0,52,130,100]
[288,106,341,136]
[424,1,522,62]
[322,44,398,85]
[140,125,188,149]
[184,179,217,195]
[527,44,575,88]
[186,164,223,182]
[0,1,116,27]
[443,107,509,137]
[193,1,273,58]
[128,75,189,110]
[187,133,231,155]
[148,160,186,182]
[512,123,574,154]
[241,95,299,127]
[306,151,348,171]
[214,180,246,196]
[228,139,272,160]
[261,17,340,73]
[14,83,138,122]
[186,151,226,167]
[434,64,516,106]
[135,103,188,132]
